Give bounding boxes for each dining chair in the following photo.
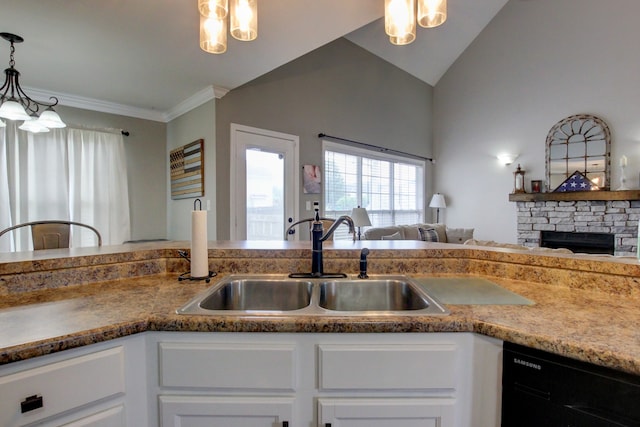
[0,220,102,250]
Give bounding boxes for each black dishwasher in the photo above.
[502,342,640,427]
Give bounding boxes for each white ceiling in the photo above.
[0,0,508,122]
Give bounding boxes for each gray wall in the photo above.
[434,0,640,243]
[216,38,434,239]
[56,105,167,241]
[166,100,217,240]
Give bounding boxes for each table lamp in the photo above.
[350,206,371,240]
[429,193,446,223]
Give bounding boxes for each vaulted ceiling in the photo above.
[0,0,508,121]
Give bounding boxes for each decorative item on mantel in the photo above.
[531,180,542,193]
[617,155,629,191]
[553,170,599,192]
[512,164,526,194]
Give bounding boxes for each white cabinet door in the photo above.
[59,405,125,427]
[159,395,294,427]
[318,398,455,427]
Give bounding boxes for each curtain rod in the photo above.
[318,133,433,163]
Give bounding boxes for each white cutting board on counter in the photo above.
[415,277,533,305]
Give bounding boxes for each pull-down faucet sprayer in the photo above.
[290,202,355,278]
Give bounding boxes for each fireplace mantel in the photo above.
[508,190,640,202]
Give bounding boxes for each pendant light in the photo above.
[198,0,257,54]
[0,32,66,132]
[384,0,447,45]
[385,0,416,45]
[198,0,228,19]
[200,14,228,54]
[418,0,447,28]
[230,0,258,41]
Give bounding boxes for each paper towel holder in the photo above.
[177,250,217,283]
[177,199,217,283]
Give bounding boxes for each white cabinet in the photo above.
[159,396,294,427]
[154,337,298,427]
[59,405,126,427]
[0,335,147,427]
[149,332,502,427]
[318,397,455,427]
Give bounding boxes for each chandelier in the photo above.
[0,32,66,133]
[199,0,258,54]
[385,0,447,46]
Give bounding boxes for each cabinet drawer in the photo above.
[60,405,125,427]
[318,343,457,390]
[159,342,296,390]
[0,346,125,427]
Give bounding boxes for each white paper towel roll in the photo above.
[191,210,208,278]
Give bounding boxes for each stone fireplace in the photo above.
[514,199,640,256]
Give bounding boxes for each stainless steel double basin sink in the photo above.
[177,274,449,316]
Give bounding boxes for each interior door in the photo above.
[230,124,299,240]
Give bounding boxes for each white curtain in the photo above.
[0,122,130,251]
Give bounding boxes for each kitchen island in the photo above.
[1,240,640,426]
[0,239,639,372]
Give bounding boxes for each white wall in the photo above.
[167,100,216,241]
[434,0,640,243]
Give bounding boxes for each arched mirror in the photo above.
[546,114,611,191]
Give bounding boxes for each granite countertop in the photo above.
[1,241,640,376]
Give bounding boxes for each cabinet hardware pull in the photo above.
[21,395,43,413]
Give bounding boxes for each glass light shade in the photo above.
[385,0,416,38]
[389,32,416,45]
[230,0,258,41]
[0,99,32,121]
[19,115,50,133]
[429,193,446,209]
[198,0,228,19]
[36,108,66,128]
[350,207,372,227]
[200,14,227,54]
[418,0,447,28]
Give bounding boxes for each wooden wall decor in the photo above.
[170,139,204,200]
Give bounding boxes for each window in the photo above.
[323,141,424,239]
[0,123,130,251]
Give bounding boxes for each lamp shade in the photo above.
[19,115,50,133]
[351,206,372,227]
[200,14,227,54]
[429,193,446,209]
[385,0,416,42]
[36,108,66,128]
[0,99,31,121]
[198,0,228,19]
[418,0,447,28]
[230,0,258,41]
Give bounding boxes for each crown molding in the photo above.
[164,85,228,122]
[22,85,230,123]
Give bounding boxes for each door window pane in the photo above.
[246,149,284,240]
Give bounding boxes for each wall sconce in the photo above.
[497,153,518,166]
[428,193,446,223]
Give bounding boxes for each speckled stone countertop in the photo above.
[1,240,640,375]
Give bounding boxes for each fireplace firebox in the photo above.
[540,231,615,255]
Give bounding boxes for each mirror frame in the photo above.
[545,114,611,191]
